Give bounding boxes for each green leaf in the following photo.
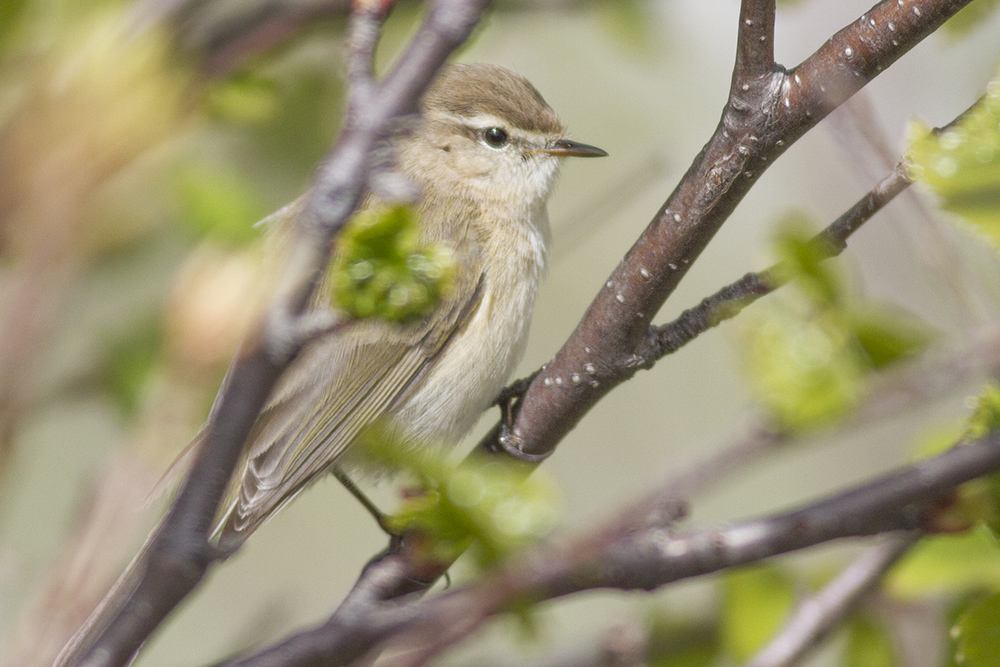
[845,615,897,667]
[847,304,935,369]
[721,566,796,660]
[773,212,845,309]
[887,526,1000,597]
[741,308,866,431]
[944,0,1000,36]
[953,593,1000,666]
[357,425,560,568]
[907,73,1000,243]
[331,205,455,324]
[966,383,1000,441]
[742,218,933,431]
[174,164,266,247]
[646,614,720,667]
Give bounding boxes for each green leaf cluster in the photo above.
[741,218,933,432]
[721,565,797,659]
[330,206,455,324]
[844,616,897,667]
[952,593,1000,667]
[357,425,560,568]
[907,71,1000,243]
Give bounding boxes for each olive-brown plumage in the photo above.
[57,62,605,667]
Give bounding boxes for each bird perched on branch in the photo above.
[58,62,605,666]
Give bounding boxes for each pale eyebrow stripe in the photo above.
[428,111,551,144]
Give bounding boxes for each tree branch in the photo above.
[733,0,775,84]
[650,160,912,360]
[69,2,491,665]
[366,428,1000,666]
[745,534,919,667]
[490,0,973,465]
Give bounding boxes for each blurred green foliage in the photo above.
[944,0,1000,36]
[645,613,720,667]
[721,565,796,659]
[595,0,655,55]
[174,163,267,247]
[330,205,456,323]
[952,593,1000,666]
[844,616,897,667]
[203,72,280,125]
[908,69,1000,241]
[741,216,933,431]
[889,526,1000,597]
[358,424,560,568]
[99,320,164,416]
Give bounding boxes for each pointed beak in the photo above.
[539,138,608,158]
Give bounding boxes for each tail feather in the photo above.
[53,525,161,667]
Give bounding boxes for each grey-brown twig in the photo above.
[650,161,912,361]
[69,2,491,665]
[745,534,919,667]
[486,0,972,464]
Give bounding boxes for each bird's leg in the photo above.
[333,468,398,535]
[490,371,550,463]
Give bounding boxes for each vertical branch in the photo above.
[66,1,492,665]
[733,0,776,84]
[346,2,386,111]
[482,0,973,461]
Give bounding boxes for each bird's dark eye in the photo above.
[481,127,509,148]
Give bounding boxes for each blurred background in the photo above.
[1,1,999,665]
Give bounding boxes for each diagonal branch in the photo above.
[489,0,973,465]
[369,428,1000,666]
[745,534,919,667]
[650,161,913,360]
[68,2,492,666]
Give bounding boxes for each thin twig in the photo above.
[369,429,1000,666]
[67,2,491,665]
[649,161,912,361]
[745,534,919,667]
[489,0,972,464]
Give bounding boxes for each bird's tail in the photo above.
[52,522,164,667]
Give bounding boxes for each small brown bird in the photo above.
[58,62,605,666]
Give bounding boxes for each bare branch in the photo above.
[491,0,973,464]
[745,535,919,667]
[733,0,776,84]
[67,2,491,665]
[650,161,912,361]
[365,428,1000,666]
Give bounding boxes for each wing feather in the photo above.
[214,255,485,542]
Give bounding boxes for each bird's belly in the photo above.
[392,277,536,449]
